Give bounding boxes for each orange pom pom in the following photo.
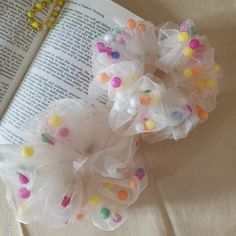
[191,67,203,75]
[127,19,136,29]
[118,190,128,200]
[130,178,139,189]
[97,72,110,84]
[76,213,83,220]
[138,23,146,32]
[140,95,152,105]
[196,106,208,121]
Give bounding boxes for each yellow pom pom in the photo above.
[20,146,34,158]
[90,195,101,205]
[183,68,193,79]
[205,79,215,90]
[144,120,156,130]
[183,47,193,57]
[48,115,63,126]
[178,32,189,42]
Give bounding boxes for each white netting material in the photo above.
[0,100,147,230]
[90,18,222,142]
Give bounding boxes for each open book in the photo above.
[0,0,141,145]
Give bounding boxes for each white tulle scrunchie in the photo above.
[90,18,222,141]
[0,100,147,231]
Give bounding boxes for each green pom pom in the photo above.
[190,26,197,37]
[100,208,110,219]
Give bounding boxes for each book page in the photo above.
[0,0,141,144]
[0,0,52,116]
